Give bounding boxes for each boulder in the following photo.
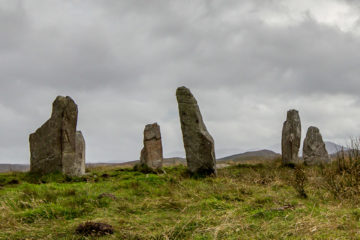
[176,86,216,175]
[29,96,85,176]
[303,126,330,165]
[140,123,163,169]
[281,109,301,165]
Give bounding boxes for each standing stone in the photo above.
[303,126,330,165]
[140,123,163,169]
[176,86,216,175]
[29,96,85,176]
[281,109,301,165]
[74,131,86,175]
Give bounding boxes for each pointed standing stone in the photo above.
[281,109,301,165]
[176,86,216,175]
[303,126,330,165]
[29,96,85,176]
[140,123,163,169]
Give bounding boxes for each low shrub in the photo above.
[322,140,360,200]
[290,164,307,198]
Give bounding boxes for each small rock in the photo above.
[101,173,110,178]
[76,221,114,236]
[7,179,19,185]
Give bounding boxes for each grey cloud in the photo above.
[0,1,28,51]
[4,0,360,94]
[1,0,360,163]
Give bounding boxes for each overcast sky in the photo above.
[1,0,360,164]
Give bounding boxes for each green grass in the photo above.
[0,163,360,239]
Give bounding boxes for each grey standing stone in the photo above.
[281,109,301,165]
[29,96,85,176]
[140,123,163,169]
[303,126,330,165]
[74,131,86,175]
[176,86,216,175]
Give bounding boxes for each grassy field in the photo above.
[0,160,360,239]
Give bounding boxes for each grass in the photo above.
[0,161,360,239]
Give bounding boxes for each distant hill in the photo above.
[218,149,280,163]
[268,141,347,156]
[163,157,186,166]
[87,157,186,169]
[0,150,282,173]
[325,141,348,155]
[0,164,29,173]
[102,150,279,167]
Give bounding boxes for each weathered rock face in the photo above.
[176,86,216,175]
[73,131,86,175]
[303,126,330,165]
[281,109,301,165]
[29,96,85,176]
[140,123,163,169]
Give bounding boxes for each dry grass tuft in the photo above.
[322,139,360,201]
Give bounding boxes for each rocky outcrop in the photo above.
[303,126,330,165]
[29,96,85,176]
[281,109,301,165]
[140,123,163,169]
[176,86,216,175]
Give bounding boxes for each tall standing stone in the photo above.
[303,126,330,165]
[140,123,163,169]
[176,86,216,175]
[29,96,85,176]
[281,109,301,165]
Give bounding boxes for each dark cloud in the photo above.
[0,0,360,163]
